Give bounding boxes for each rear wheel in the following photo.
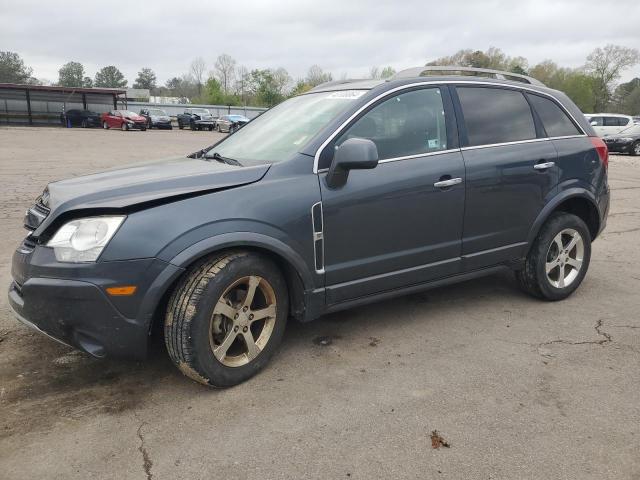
[516,212,591,300]
[121,122,128,131]
[178,123,184,130]
[103,121,109,129]
[165,252,288,387]
[81,119,87,128]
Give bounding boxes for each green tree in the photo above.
[58,61,87,87]
[245,69,290,107]
[613,78,640,114]
[94,65,127,88]
[133,67,157,89]
[380,66,396,79]
[0,51,33,83]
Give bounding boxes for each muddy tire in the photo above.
[516,212,591,301]
[165,252,288,387]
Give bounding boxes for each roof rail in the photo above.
[392,65,545,87]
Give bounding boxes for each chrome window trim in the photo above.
[312,80,587,173]
[316,148,461,173]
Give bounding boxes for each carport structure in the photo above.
[0,83,126,126]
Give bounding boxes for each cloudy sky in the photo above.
[2,0,639,85]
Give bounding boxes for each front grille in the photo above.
[12,280,23,297]
[17,235,37,254]
[24,199,50,231]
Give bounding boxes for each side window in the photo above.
[335,88,447,161]
[457,87,536,146]
[618,117,630,127]
[589,116,603,126]
[527,94,581,137]
[603,117,619,127]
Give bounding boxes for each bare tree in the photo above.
[585,44,640,110]
[235,65,249,103]
[306,65,332,87]
[369,66,380,79]
[214,54,237,95]
[190,57,207,95]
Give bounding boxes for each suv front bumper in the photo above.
[8,245,183,359]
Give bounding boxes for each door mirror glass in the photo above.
[326,138,378,189]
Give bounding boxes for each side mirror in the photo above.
[590,121,598,126]
[326,138,379,189]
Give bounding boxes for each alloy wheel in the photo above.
[545,228,584,288]
[634,142,640,156]
[209,275,277,367]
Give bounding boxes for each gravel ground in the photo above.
[0,126,638,480]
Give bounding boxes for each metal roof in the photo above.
[0,83,126,95]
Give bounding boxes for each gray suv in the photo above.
[9,66,610,387]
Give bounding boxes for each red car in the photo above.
[101,110,147,131]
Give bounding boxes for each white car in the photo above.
[584,113,637,137]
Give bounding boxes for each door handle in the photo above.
[434,177,463,188]
[533,161,555,170]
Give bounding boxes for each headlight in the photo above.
[47,216,125,262]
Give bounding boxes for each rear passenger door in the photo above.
[525,93,596,193]
[454,86,558,269]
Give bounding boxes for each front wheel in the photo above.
[631,141,640,156]
[103,121,109,129]
[165,252,288,387]
[121,122,128,131]
[516,212,591,301]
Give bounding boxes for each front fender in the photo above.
[168,231,316,292]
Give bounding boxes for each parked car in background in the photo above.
[60,109,101,128]
[584,113,635,137]
[10,67,609,387]
[216,114,250,133]
[602,124,640,155]
[139,108,172,130]
[176,108,217,131]
[101,110,147,131]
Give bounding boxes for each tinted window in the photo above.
[589,116,603,126]
[618,117,630,126]
[604,117,621,127]
[527,94,581,137]
[457,87,536,146]
[335,88,447,161]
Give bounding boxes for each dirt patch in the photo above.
[0,330,174,439]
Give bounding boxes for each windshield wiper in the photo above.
[205,151,243,167]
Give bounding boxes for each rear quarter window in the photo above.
[526,94,581,137]
[457,87,536,146]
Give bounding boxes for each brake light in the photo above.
[590,137,609,170]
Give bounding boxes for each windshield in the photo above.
[120,111,138,117]
[228,115,248,121]
[149,109,166,115]
[210,90,367,166]
[192,109,210,114]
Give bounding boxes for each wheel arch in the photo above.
[527,189,601,253]
[147,233,316,336]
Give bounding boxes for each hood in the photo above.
[125,114,146,122]
[36,157,270,234]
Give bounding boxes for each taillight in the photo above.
[590,137,609,170]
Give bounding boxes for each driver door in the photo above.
[318,86,466,305]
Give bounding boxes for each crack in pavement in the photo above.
[135,415,153,480]
[538,319,612,349]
